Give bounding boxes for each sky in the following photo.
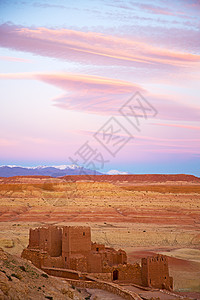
[0,0,199,175]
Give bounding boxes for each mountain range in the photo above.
[0,165,102,177]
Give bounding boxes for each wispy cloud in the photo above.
[32,2,67,9]
[151,122,200,131]
[0,55,31,62]
[0,23,199,69]
[0,71,199,122]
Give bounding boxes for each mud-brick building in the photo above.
[22,225,173,290]
[22,225,126,273]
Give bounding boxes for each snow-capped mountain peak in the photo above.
[52,164,81,170]
[107,169,128,175]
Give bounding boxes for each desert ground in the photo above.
[0,174,200,297]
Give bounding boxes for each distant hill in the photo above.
[0,165,102,177]
[61,173,200,183]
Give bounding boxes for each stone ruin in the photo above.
[21,225,173,290]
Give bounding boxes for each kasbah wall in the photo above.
[21,225,173,290]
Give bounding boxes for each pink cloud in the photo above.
[0,23,199,69]
[39,73,144,115]
[0,71,199,122]
[0,56,31,63]
[134,2,188,18]
[151,122,200,131]
[148,94,200,122]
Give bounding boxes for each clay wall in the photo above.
[66,279,143,300]
[28,228,40,249]
[116,264,142,285]
[103,263,142,285]
[42,267,80,280]
[62,226,91,269]
[100,250,114,266]
[91,242,105,252]
[48,226,62,257]
[89,272,112,281]
[117,249,127,265]
[87,253,102,273]
[70,255,88,272]
[28,226,62,256]
[141,255,172,290]
[38,227,49,251]
[42,255,64,269]
[21,248,42,269]
[62,226,91,257]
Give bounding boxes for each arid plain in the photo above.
[0,174,200,296]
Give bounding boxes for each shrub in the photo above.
[11,273,22,280]
[41,273,49,278]
[20,265,26,271]
[6,275,12,281]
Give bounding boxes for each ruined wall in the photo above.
[91,242,105,252]
[89,272,112,281]
[116,264,142,285]
[70,255,88,272]
[117,249,127,265]
[103,263,142,285]
[28,226,62,257]
[141,254,172,290]
[87,253,102,273]
[42,255,64,269]
[38,227,49,252]
[28,228,40,249]
[21,248,42,269]
[42,267,80,280]
[66,279,143,300]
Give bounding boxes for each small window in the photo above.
[165,276,166,279]
[83,232,85,236]
[96,247,99,252]
[150,279,151,284]
[65,233,67,237]
[65,257,67,262]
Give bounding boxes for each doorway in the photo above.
[113,269,119,281]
